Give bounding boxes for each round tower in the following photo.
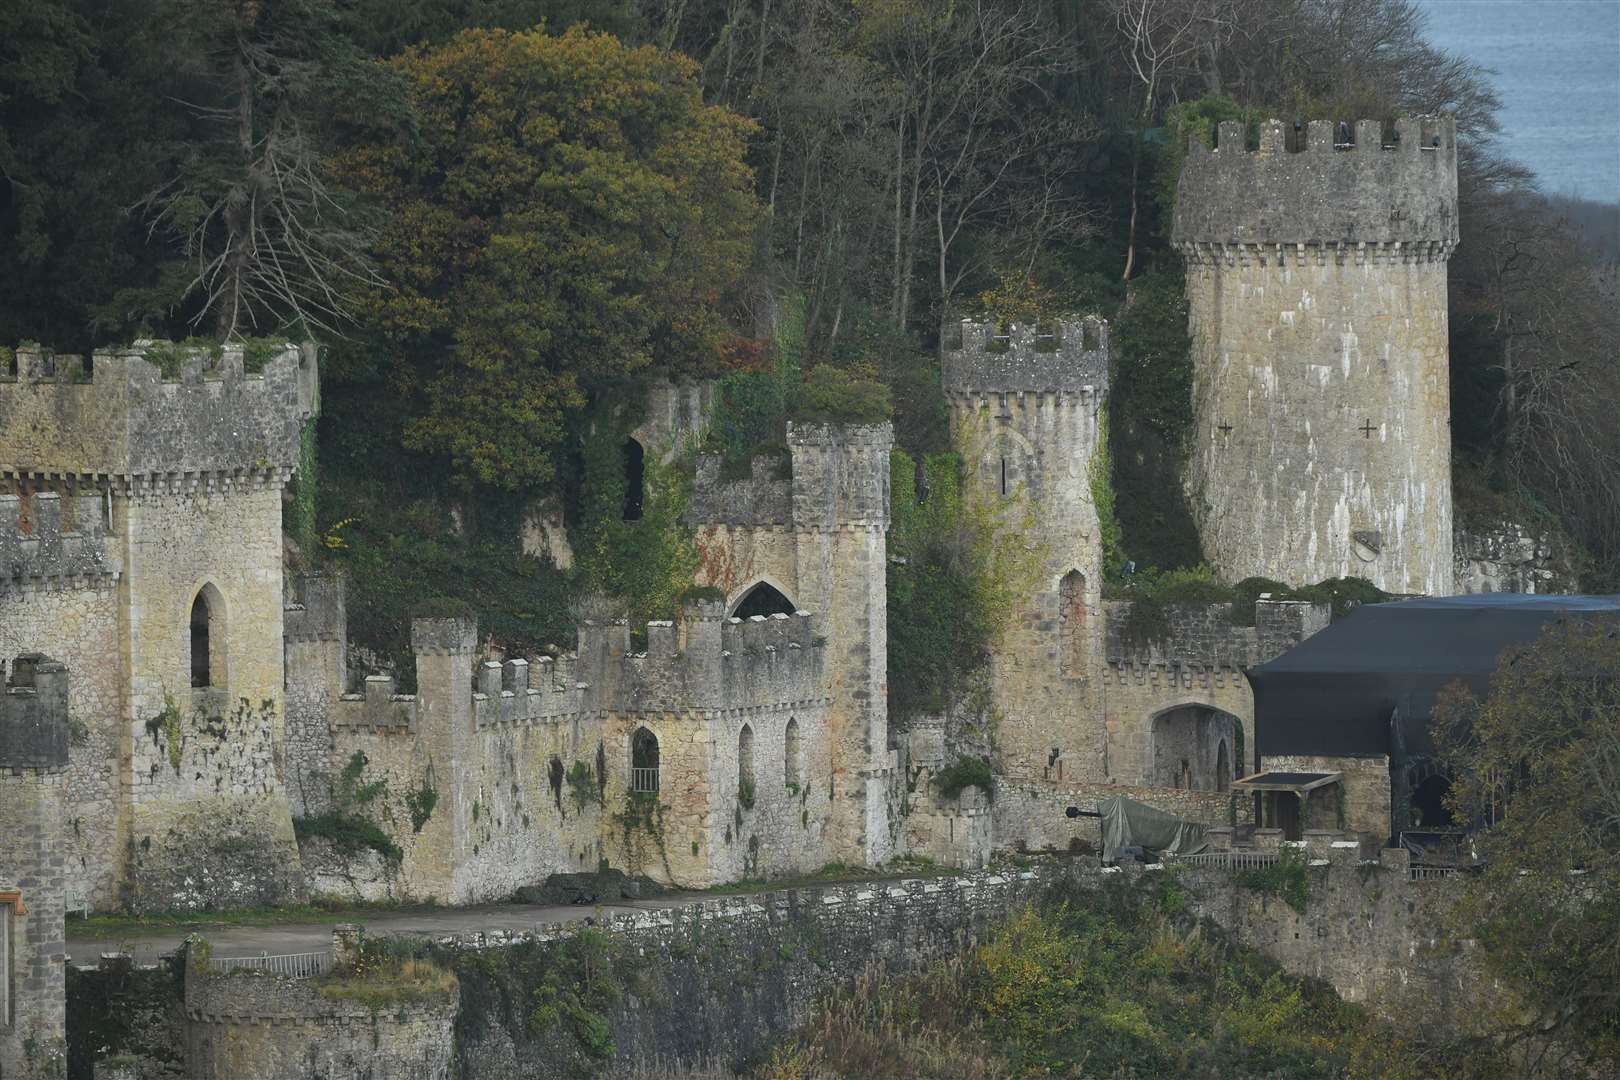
[1172,116,1458,595]
[942,317,1109,782]
[0,654,71,1076]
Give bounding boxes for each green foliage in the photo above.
[315,939,457,1007]
[573,401,699,625]
[1436,618,1620,1066]
[887,443,1042,723]
[1108,269,1202,573]
[1090,407,1128,584]
[1235,846,1313,915]
[612,791,670,876]
[566,761,599,813]
[345,25,760,490]
[405,774,438,834]
[1113,569,1392,649]
[932,757,994,800]
[521,930,624,1058]
[142,693,184,771]
[1153,97,1263,236]
[292,811,402,864]
[737,775,757,810]
[792,363,893,424]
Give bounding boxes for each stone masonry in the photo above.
[1174,117,1458,595]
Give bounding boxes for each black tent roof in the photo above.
[1247,593,1620,761]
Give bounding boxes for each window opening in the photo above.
[190,589,214,688]
[622,439,645,521]
[738,724,755,802]
[1058,571,1087,676]
[630,727,660,794]
[784,718,802,788]
[1000,457,1008,496]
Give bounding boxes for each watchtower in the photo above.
[1172,117,1458,594]
[942,317,1110,782]
[0,655,70,1076]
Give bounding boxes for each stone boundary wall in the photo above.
[0,341,317,479]
[1103,598,1329,672]
[182,965,455,1080]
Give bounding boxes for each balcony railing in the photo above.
[630,767,660,794]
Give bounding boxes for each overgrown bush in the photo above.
[933,757,995,800]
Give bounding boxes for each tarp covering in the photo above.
[1098,795,1209,857]
[1247,594,1620,760]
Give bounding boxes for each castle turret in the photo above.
[1172,117,1457,594]
[0,654,71,1076]
[943,317,1109,782]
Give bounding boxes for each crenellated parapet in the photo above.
[943,317,1108,402]
[0,491,118,592]
[687,421,893,533]
[341,601,828,736]
[1104,599,1330,677]
[1172,116,1458,264]
[0,340,318,486]
[0,653,70,771]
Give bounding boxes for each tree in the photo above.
[1435,617,1620,1073]
[346,25,760,489]
[126,0,398,338]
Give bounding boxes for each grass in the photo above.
[694,856,950,896]
[313,955,459,1008]
[67,896,439,938]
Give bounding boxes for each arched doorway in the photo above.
[630,727,660,794]
[731,581,796,619]
[1149,704,1240,791]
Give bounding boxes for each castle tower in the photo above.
[942,317,1109,782]
[0,655,71,1076]
[0,340,319,911]
[1172,117,1458,594]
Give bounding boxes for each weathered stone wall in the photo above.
[0,656,70,1080]
[283,574,346,818]
[439,867,1053,1077]
[183,965,455,1080]
[688,423,896,869]
[1454,521,1577,595]
[1174,117,1458,595]
[0,342,316,479]
[65,955,187,1080]
[943,318,1109,786]
[120,485,301,912]
[1260,752,1392,841]
[1172,846,1491,1025]
[1100,600,1329,786]
[0,565,125,909]
[993,778,1243,855]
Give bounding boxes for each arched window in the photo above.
[1149,704,1240,791]
[622,439,645,521]
[731,581,796,619]
[784,717,802,789]
[631,727,660,794]
[189,584,226,689]
[1058,570,1086,676]
[737,724,755,806]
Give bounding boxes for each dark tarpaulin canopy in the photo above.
[1247,594,1620,762]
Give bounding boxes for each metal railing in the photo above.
[1407,865,1462,882]
[211,950,333,979]
[630,767,660,794]
[64,882,89,918]
[1165,851,1279,871]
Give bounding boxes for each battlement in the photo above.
[942,317,1109,397]
[0,491,119,591]
[0,653,70,770]
[1104,598,1329,673]
[341,602,827,733]
[1172,116,1458,256]
[688,421,893,532]
[284,573,346,643]
[0,339,318,481]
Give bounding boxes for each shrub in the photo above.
[933,757,995,800]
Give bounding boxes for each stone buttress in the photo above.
[1172,117,1458,594]
[0,340,319,911]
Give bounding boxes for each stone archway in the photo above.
[1150,704,1240,792]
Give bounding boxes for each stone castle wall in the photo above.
[1174,118,1458,595]
[943,318,1110,786]
[0,656,71,1080]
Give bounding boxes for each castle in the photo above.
[3,114,1545,1072]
